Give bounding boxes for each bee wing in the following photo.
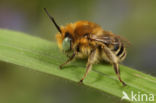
[89,34,130,47]
[90,34,119,45]
[119,36,131,47]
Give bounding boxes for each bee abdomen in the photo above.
[117,44,124,56]
[112,43,127,61]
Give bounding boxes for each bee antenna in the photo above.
[44,8,62,34]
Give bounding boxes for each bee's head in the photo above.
[44,8,73,52]
[62,32,73,52]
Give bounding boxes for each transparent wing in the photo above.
[89,33,130,47]
[90,34,119,45]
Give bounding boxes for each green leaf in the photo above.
[0,29,156,103]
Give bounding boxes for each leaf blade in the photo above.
[0,29,156,102]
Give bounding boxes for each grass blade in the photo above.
[0,29,155,102]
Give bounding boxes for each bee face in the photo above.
[62,32,72,52]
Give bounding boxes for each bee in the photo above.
[44,8,129,86]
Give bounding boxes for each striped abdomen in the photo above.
[103,38,127,62]
[113,43,127,62]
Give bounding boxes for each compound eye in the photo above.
[62,37,71,51]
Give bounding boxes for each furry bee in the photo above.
[44,8,129,86]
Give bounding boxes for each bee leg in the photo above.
[113,63,127,86]
[79,63,92,83]
[79,49,96,83]
[59,53,75,69]
[103,46,126,86]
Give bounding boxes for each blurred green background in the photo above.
[0,0,156,103]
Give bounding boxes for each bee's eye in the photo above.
[62,37,71,51]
